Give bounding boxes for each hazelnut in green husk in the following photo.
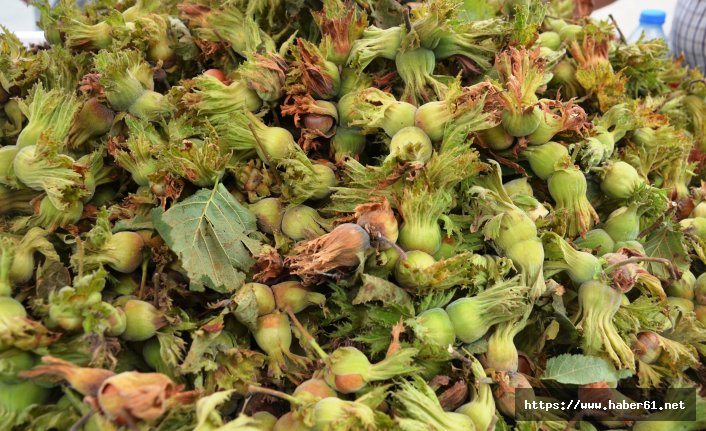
[120,299,166,342]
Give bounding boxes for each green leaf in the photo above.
[615,295,671,334]
[494,413,512,431]
[231,285,259,331]
[462,338,488,355]
[152,183,262,293]
[459,0,498,21]
[211,348,266,394]
[73,268,108,295]
[354,274,413,309]
[541,353,631,385]
[180,329,222,375]
[354,329,397,357]
[550,289,580,345]
[415,289,456,313]
[510,0,545,47]
[194,389,236,431]
[544,320,560,341]
[642,220,691,279]
[156,332,186,372]
[369,0,405,28]
[367,306,405,326]
[113,213,154,232]
[34,260,71,298]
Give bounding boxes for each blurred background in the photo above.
[591,0,677,34]
[1,2,38,33]
[0,0,679,39]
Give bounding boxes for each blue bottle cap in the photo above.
[639,9,666,25]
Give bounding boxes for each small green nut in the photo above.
[695,273,706,306]
[120,299,166,342]
[0,297,27,318]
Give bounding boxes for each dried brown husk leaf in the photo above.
[252,245,285,283]
[240,53,288,102]
[94,371,183,425]
[354,196,399,245]
[537,98,590,136]
[285,223,370,285]
[570,31,628,111]
[604,248,667,300]
[20,355,115,397]
[289,38,340,100]
[495,46,547,113]
[281,93,337,152]
[313,0,368,64]
[0,315,61,352]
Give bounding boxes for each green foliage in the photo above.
[153,183,262,293]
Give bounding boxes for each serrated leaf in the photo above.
[551,293,580,344]
[366,306,405,326]
[35,259,71,298]
[113,214,154,232]
[354,274,413,309]
[180,330,222,375]
[210,348,266,393]
[510,0,545,47]
[354,329,396,356]
[73,268,108,295]
[482,214,502,240]
[459,0,498,21]
[544,320,560,341]
[541,353,631,385]
[153,183,262,293]
[415,289,456,313]
[231,285,259,331]
[462,338,488,355]
[156,332,186,371]
[194,390,236,431]
[615,295,671,334]
[642,221,690,279]
[357,385,391,410]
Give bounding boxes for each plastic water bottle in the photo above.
[628,10,667,43]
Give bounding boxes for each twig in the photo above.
[452,347,476,367]
[239,395,250,414]
[271,107,281,128]
[638,214,666,240]
[152,272,161,302]
[285,306,328,360]
[403,8,413,33]
[247,384,301,405]
[138,255,149,299]
[76,236,85,279]
[69,411,95,431]
[604,256,678,279]
[609,14,627,44]
[374,234,407,260]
